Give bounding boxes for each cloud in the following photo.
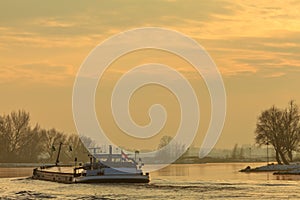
[263,72,286,78]
[146,0,300,77]
[0,0,299,80]
[0,26,104,48]
[35,18,75,28]
[0,62,75,86]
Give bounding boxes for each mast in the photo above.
[55,142,63,166]
[108,145,112,162]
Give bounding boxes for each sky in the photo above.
[0,0,300,150]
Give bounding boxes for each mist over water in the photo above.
[1,163,300,200]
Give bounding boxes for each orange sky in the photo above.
[0,0,300,149]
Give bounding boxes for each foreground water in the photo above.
[1,163,300,199]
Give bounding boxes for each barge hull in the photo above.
[75,175,150,183]
[33,169,149,184]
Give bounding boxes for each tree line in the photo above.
[255,100,300,165]
[0,110,93,163]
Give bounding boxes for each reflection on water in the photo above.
[0,168,33,178]
[155,164,190,177]
[275,174,300,181]
[2,163,300,182]
[151,163,278,182]
[1,163,300,199]
[1,162,300,181]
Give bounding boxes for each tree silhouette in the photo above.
[156,136,185,163]
[0,110,95,163]
[0,110,31,162]
[231,144,238,159]
[282,101,300,161]
[255,101,300,165]
[42,128,67,162]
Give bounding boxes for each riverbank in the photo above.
[174,156,268,164]
[0,163,47,168]
[0,157,272,168]
[240,163,300,173]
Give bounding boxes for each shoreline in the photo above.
[0,161,269,168]
[240,163,300,173]
[0,163,49,168]
[0,160,265,169]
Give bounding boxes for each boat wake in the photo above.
[1,190,56,200]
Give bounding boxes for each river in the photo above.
[0,163,299,199]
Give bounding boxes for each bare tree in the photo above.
[42,128,67,163]
[281,101,300,161]
[255,101,300,165]
[156,136,185,162]
[0,115,6,161]
[231,144,238,159]
[0,110,31,162]
[0,110,101,163]
[66,134,93,162]
[158,135,173,149]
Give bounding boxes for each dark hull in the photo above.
[32,169,74,184]
[32,168,150,184]
[74,175,150,183]
[75,177,149,183]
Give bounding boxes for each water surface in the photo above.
[1,163,299,199]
